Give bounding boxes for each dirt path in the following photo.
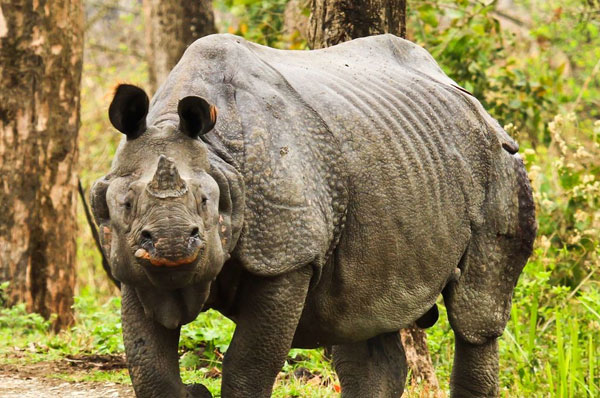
[0,374,134,397]
[0,354,134,397]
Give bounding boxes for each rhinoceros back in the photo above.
[248,34,517,231]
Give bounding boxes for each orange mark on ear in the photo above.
[209,105,218,124]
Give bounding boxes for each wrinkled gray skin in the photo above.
[91,34,537,398]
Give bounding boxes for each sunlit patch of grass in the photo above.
[50,369,131,384]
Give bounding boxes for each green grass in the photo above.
[51,369,131,384]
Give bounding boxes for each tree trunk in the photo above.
[0,0,83,330]
[284,0,311,40]
[143,0,217,93]
[308,0,440,393]
[308,0,407,49]
[400,325,441,394]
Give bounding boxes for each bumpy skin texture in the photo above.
[92,34,537,398]
[333,332,408,397]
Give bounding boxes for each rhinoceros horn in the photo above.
[146,155,188,198]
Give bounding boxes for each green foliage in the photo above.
[524,115,600,289]
[180,309,235,363]
[494,111,600,397]
[524,0,600,118]
[0,287,123,364]
[499,247,600,397]
[216,0,306,49]
[70,287,124,354]
[409,0,600,146]
[0,281,8,307]
[410,1,555,143]
[0,303,52,334]
[52,369,131,384]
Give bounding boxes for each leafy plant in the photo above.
[70,288,124,354]
[217,0,306,49]
[409,0,559,144]
[0,303,52,334]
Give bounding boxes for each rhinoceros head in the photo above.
[90,84,240,294]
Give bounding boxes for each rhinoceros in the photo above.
[91,34,536,398]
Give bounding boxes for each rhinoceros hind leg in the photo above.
[333,332,407,398]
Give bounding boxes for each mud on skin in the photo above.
[91,34,536,398]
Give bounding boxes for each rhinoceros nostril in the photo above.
[141,230,153,244]
[189,227,200,239]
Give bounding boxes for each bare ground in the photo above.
[0,354,134,397]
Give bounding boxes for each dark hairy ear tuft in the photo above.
[177,96,217,138]
[109,84,149,139]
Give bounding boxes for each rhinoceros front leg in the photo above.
[221,267,312,397]
[450,336,499,398]
[121,284,211,398]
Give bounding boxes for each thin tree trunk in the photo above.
[308,0,440,393]
[308,0,407,49]
[143,0,217,93]
[400,325,441,394]
[0,0,83,330]
[284,0,311,40]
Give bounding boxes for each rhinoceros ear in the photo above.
[177,96,217,138]
[109,84,149,139]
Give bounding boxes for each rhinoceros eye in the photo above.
[122,190,136,212]
[122,195,136,225]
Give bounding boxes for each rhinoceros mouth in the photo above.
[134,245,203,268]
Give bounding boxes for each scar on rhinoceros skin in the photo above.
[218,214,229,249]
[101,226,112,253]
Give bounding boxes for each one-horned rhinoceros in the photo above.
[91,34,536,398]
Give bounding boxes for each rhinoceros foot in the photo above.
[186,383,212,398]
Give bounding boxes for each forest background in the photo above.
[1,0,599,397]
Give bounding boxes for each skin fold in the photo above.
[92,34,537,398]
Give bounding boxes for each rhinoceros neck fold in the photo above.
[201,131,242,172]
